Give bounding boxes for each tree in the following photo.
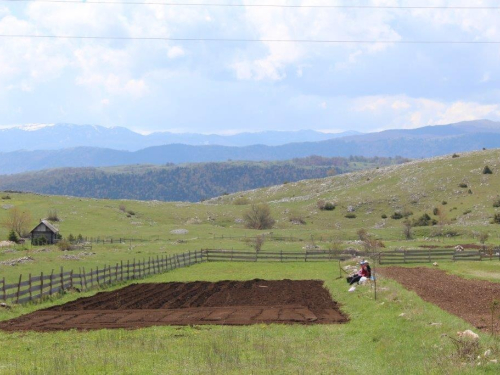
[479,232,489,251]
[7,230,18,243]
[483,166,493,174]
[251,235,265,252]
[243,204,275,230]
[402,220,413,240]
[1,207,32,237]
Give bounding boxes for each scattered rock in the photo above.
[430,322,442,326]
[170,229,189,235]
[186,217,202,225]
[399,313,406,317]
[484,349,492,357]
[0,302,11,310]
[0,241,16,248]
[302,244,320,250]
[234,218,244,224]
[1,204,13,210]
[433,262,439,266]
[457,329,479,341]
[0,256,34,266]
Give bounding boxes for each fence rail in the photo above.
[0,250,205,305]
[204,249,369,262]
[378,249,493,264]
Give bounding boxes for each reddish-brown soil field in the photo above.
[0,279,348,332]
[379,267,500,331]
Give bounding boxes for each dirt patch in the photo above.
[0,279,348,332]
[379,267,500,331]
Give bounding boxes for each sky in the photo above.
[1,0,500,134]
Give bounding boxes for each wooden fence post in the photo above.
[28,273,32,302]
[82,267,87,290]
[49,270,54,296]
[60,266,64,292]
[16,274,22,304]
[121,261,124,281]
[39,272,43,301]
[70,270,73,290]
[133,259,136,279]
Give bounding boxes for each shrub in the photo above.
[243,204,275,230]
[483,165,493,174]
[127,210,135,216]
[493,213,500,224]
[452,153,460,158]
[251,235,265,252]
[119,204,126,212]
[402,220,413,240]
[317,200,326,210]
[381,214,387,219]
[7,230,18,243]
[463,209,472,215]
[47,209,59,222]
[1,195,11,200]
[413,213,437,227]
[233,196,250,205]
[67,234,75,242]
[391,212,403,220]
[442,201,448,205]
[433,207,440,216]
[458,183,468,188]
[77,234,84,242]
[344,213,356,219]
[468,189,472,194]
[57,239,71,251]
[32,237,47,246]
[289,211,306,225]
[324,202,336,211]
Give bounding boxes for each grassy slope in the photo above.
[1,262,499,375]
[1,149,500,282]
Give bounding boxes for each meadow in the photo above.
[1,262,500,375]
[1,149,500,374]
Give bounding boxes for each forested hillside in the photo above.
[0,156,407,202]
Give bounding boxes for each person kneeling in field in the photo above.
[347,260,371,288]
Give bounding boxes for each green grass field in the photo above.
[1,149,500,373]
[1,261,500,375]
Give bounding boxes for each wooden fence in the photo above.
[378,249,489,264]
[204,249,368,262]
[0,250,205,305]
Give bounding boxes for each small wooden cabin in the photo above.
[30,220,59,245]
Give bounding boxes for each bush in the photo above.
[233,196,250,205]
[493,213,500,224]
[317,200,335,211]
[493,199,500,208]
[67,234,75,242]
[32,237,47,246]
[119,204,126,212]
[7,230,18,243]
[324,202,336,211]
[483,165,493,174]
[452,153,460,158]
[413,213,437,227]
[57,239,71,251]
[433,207,440,216]
[127,210,135,216]
[289,211,306,225]
[442,201,448,205]
[47,209,59,222]
[243,204,275,230]
[381,214,387,219]
[344,213,356,219]
[391,212,403,220]
[458,183,468,188]
[463,209,472,215]
[1,195,11,200]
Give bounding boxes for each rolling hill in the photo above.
[0,156,406,202]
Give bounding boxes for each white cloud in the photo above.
[353,95,500,129]
[167,46,185,59]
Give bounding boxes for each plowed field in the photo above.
[379,267,500,331]
[0,279,348,332]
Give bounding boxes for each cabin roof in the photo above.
[30,220,59,234]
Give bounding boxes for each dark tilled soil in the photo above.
[0,279,348,332]
[379,267,500,331]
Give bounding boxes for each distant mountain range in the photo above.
[0,123,359,152]
[0,120,499,175]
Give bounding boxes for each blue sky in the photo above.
[0,0,500,134]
